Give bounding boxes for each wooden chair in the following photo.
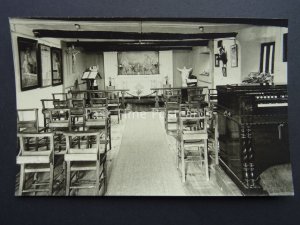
[47,108,71,155]
[52,93,69,109]
[89,91,108,108]
[70,90,86,101]
[16,132,54,196]
[107,91,121,123]
[84,107,111,150]
[17,108,39,133]
[64,131,107,196]
[17,108,41,151]
[164,94,181,132]
[69,98,86,130]
[176,107,209,182]
[41,99,56,127]
[188,94,208,109]
[52,93,68,101]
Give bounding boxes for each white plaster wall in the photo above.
[191,45,214,88]
[238,26,288,84]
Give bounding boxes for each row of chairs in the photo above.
[176,105,209,182]
[164,90,208,132]
[17,102,111,195]
[162,88,215,183]
[17,130,107,196]
[42,91,121,125]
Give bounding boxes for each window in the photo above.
[260,42,275,74]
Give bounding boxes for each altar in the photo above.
[103,51,173,97]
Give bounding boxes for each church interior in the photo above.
[11,18,293,196]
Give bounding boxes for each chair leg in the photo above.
[19,164,25,196]
[66,162,71,196]
[181,142,186,183]
[199,146,203,168]
[49,163,54,196]
[165,112,167,130]
[95,161,100,196]
[176,140,179,169]
[103,160,107,195]
[109,128,112,150]
[204,139,209,181]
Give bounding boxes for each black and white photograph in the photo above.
[39,44,52,87]
[51,47,63,86]
[11,17,293,197]
[17,37,39,91]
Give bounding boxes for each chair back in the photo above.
[89,91,106,98]
[106,86,116,100]
[52,93,68,101]
[188,94,206,107]
[64,131,103,157]
[17,132,54,163]
[178,107,208,134]
[107,91,120,106]
[17,108,39,133]
[69,99,85,112]
[187,88,203,97]
[52,93,69,108]
[165,94,181,111]
[48,108,71,130]
[69,98,85,121]
[90,97,108,108]
[164,89,181,100]
[85,107,109,128]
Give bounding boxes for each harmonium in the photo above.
[216,84,290,195]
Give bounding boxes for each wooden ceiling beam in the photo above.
[28,17,288,27]
[69,45,193,51]
[33,30,237,40]
[66,40,209,48]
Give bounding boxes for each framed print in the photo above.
[38,44,52,87]
[215,54,220,67]
[117,51,159,75]
[51,47,63,86]
[230,44,238,67]
[17,37,39,91]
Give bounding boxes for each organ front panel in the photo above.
[216,84,290,195]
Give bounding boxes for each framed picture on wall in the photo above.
[38,44,52,87]
[215,54,220,67]
[230,44,238,67]
[51,47,63,86]
[17,37,39,91]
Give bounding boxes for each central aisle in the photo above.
[106,112,185,196]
